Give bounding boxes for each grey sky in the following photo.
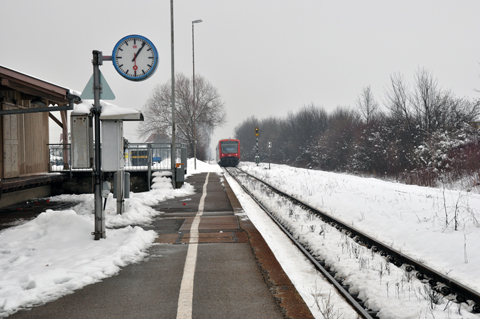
[1,0,479,155]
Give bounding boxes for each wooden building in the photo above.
[0,66,80,207]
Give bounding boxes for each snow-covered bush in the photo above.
[411,124,480,186]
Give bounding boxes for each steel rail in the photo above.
[231,167,480,314]
[225,167,377,319]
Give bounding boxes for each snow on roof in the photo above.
[68,89,82,99]
[72,99,143,121]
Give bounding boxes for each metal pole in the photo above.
[147,144,152,190]
[256,137,259,166]
[192,19,202,171]
[92,50,105,240]
[170,0,176,188]
[116,170,124,215]
[192,22,196,171]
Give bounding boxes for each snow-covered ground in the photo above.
[0,159,479,318]
[0,170,197,317]
[232,162,480,319]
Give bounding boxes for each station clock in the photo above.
[112,35,158,81]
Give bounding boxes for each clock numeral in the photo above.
[142,70,146,75]
[124,41,129,46]
[119,64,123,68]
[148,56,154,59]
[147,64,152,68]
[118,48,123,52]
[147,48,152,51]
[126,70,129,75]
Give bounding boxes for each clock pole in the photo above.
[84,35,157,240]
[92,50,106,240]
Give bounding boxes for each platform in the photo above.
[10,172,313,318]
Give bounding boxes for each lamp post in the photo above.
[170,0,176,188]
[192,19,202,170]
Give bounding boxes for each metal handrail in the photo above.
[48,143,187,173]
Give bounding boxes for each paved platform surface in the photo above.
[10,172,313,319]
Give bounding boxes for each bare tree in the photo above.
[139,73,226,159]
[234,116,260,161]
[384,73,414,130]
[282,104,328,166]
[357,85,379,124]
[316,107,361,170]
[411,68,480,133]
[411,68,441,133]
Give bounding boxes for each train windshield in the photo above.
[221,141,238,154]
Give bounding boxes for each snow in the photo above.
[1,159,479,318]
[0,173,195,317]
[71,101,92,115]
[232,162,480,318]
[72,99,142,119]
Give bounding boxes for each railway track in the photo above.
[224,167,480,319]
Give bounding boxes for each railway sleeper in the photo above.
[471,302,480,313]
[404,264,415,272]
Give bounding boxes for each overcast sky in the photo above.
[1,0,480,155]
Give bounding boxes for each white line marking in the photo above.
[176,172,210,319]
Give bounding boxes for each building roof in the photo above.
[0,65,73,105]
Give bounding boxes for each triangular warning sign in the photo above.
[80,70,116,100]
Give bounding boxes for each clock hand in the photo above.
[132,42,146,62]
[133,53,138,76]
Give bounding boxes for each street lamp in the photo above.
[192,19,202,170]
[170,0,176,188]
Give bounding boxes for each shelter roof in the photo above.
[0,65,73,104]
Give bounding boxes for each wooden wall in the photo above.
[0,91,49,179]
[23,111,49,174]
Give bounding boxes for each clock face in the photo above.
[112,35,158,81]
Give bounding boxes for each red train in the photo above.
[216,139,240,167]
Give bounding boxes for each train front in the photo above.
[218,139,240,167]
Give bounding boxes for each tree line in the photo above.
[235,68,480,186]
[138,73,226,160]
